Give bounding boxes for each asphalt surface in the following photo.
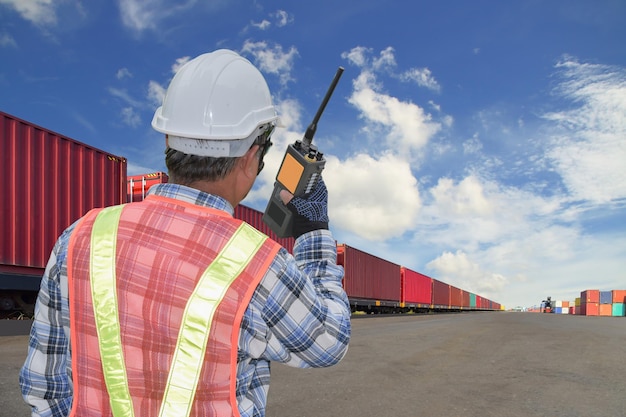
[3,312,625,417]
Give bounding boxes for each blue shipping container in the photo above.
[599,291,613,304]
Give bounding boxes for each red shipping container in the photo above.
[234,205,294,254]
[450,285,463,308]
[337,244,401,303]
[1,111,127,291]
[569,306,575,315]
[612,290,626,303]
[476,295,482,310]
[581,303,599,316]
[581,290,600,303]
[599,304,612,316]
[432,279,450,307]
[400,267,432,305]
[462,290,470,308]
[127,171,169,202]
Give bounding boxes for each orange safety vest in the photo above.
[67,195,280,417]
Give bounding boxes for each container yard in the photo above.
[1,110,502,318]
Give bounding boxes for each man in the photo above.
[20,49,351,417]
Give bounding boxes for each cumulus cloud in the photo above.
[325,153,421,240]
[342,46,441,92]
[240,40,298,86]
[347,68,442,160]
[427,250,507,295]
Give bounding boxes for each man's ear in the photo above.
[240,145,260,178]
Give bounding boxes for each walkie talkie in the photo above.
[262,66,344,238]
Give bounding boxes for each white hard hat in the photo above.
[152,49,279,157]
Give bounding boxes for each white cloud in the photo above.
[172,56,191,74]
[117,0,197,32]
[427,250,507,295]
[120,107,141,127]
[240,40,298,86]
[0,0,58,26]
[399,67,441,92]
[250,19,271,30]
[348,70,441,159]
[342,46,441,92]
[325,153,422,240]
[543,57,626,204]
[108,87,143,108]
[116,68,132,79]
[147,80,166,107]
[0,32,17,47]
[273,10,292,27]
[430,175,493,217]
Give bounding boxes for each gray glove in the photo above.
[286,178,329,238]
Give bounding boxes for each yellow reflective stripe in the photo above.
[90,205,134,417]
[159,223,266,417]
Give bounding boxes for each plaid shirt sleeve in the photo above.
[19,225,74,417]
[245,229,352,368]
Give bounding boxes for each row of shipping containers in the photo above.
[1,109,501,314]
[541,290,626,316]
[578,289,626,317]
[337,244,502,313]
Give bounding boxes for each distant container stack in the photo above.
[578,289,625,317]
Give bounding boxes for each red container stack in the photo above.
[579,290,600,316]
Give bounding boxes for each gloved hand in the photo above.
[280,178,329,239]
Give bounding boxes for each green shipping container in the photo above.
[612,303,625,317]
[470,293,476,308]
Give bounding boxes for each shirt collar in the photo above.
[146,183,235,215]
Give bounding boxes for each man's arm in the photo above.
[20,228,74,417]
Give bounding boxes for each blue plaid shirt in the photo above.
[19,183,351,417]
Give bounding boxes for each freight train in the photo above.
[1,110,501,316]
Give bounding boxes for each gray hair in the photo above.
[165,135,267,185]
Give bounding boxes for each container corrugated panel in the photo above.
[337,244,401,302]
[400,267,432,305]
[450,285,463,307]
[599,291,613,304]
[612,290,626,303]
[581,289,599,303]
[127,171,169,202]
[462,290,470,308]
[234,205,294,254]
[432,279,450,307]
[581,303,599,316]
[599,304,612,316]
[1,111,127,285]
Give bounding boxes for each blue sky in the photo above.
[1,0,625,309]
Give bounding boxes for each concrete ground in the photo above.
[3,312,625,417]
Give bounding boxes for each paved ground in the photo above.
[3,312,625,417]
